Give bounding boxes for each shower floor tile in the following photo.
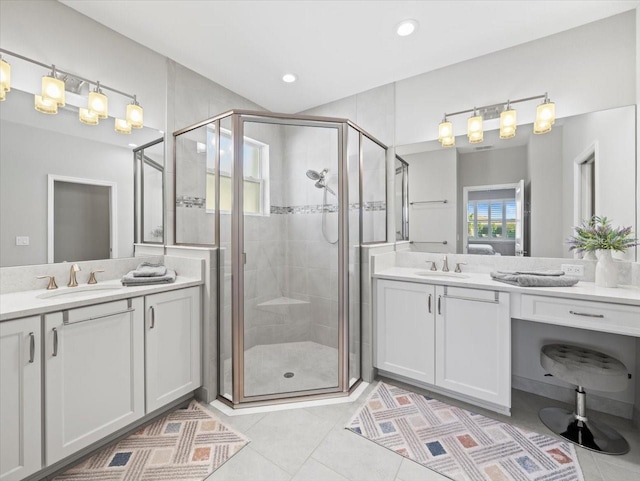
[243,341,339,397]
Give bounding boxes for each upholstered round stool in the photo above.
[539,343,630,455]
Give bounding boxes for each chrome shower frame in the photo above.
[174,110,387,408]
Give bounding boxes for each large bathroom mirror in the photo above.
[396,104,637,261]
[0,88,164,267]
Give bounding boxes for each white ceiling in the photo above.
[60,0,638,113]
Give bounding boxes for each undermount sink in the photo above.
[36,284,123,299]
[414,270,470,279]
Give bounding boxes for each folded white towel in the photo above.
[491,271,578,287]
[132,262,167,277]
[122,269,176,286]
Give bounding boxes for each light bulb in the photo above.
[88,90,109,119]
[467,114,483,143]
[500,109,517,139]
[126,102,144,128]
[438,120,453,141]
[42,75,65,106]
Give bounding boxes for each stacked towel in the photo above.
[490,270,579,287]
[122,263,176,286]
[132,262,167,277]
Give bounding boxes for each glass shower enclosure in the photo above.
[174,111,387,407]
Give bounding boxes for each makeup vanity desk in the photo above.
[372,267,640,416]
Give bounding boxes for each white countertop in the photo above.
[373,267,640,306]
[0,277,204,321]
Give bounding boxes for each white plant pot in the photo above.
[595,249,617,288]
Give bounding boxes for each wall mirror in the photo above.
[395,156,409,241]
[0,88,164,267]
[396,104,637,261]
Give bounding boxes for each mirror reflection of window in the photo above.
[579,154,595,221]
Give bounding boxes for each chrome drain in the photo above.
[284,372,294,378]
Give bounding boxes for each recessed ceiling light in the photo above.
[282,73,297,83]
[128,143,138,147]
[396,19,418,37]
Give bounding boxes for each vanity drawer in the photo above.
[520,295,640,336]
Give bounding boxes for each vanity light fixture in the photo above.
[437,92,555,147]
[534,94,555,134]
[396,19,419,37]
[0,56,11,100]
[0,48,144,133]
[88,81,108,119]
[79,107,99,125]
[34,94,58,114]
[438,116,454,147]
[114,118,132,134]
[41,65,65,107]
[499,101,517,139]
[467,109,483,144]
[126,95,143,129]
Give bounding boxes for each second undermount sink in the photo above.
[414,270,470,279]
[36,284,123,299]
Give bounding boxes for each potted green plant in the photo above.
[567,216,638,287]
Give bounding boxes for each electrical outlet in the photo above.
[561,264,584,276]
[15,236,30,246]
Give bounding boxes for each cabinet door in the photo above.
[375,280,435,384]
[146,287,201,412]
[435,287,510,407]
[45,299,145,464]
[0,317,41,481]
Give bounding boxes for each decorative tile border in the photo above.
[177,198,386,213]
[176,195,205,208]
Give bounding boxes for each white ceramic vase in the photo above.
[595,249,617,288]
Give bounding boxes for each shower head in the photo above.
[306,169,321,181]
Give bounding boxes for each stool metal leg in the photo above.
[539,387,629,455]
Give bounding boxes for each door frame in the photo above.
[47,174,118,263]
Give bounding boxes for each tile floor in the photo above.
[204,377,640,481]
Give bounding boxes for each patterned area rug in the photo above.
[54,401,249,481]
[347,383,584,481]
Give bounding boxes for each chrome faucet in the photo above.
[68,264,81,287]
[442,255,449,272]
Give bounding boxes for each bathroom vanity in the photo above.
[373,264,640,416]
[0,260,202,481]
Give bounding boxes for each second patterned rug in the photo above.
[347,382,584,481]
[54,400,249,481]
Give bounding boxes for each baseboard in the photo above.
[512,375,633,419]
[378,370,511,416]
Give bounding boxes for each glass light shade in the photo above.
[0,59,11,92]
[499,109,517,139]
[126,103,144,128]
[536,101,555,126]
[34,94,58,114]
[41,75,65,106]
[114,118,132,134]
[88,91,109,119]
[533,120,552,135]
[438,121,453,141]
[79,108,99,125]
[441,136,455,148]
[467,115,483,143]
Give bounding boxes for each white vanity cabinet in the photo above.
[375,279,511,412]
[375,279,438,384]
[435,286,510,408]
[44,298,145,465]
[0,316,42,481]
[145,286,201,412]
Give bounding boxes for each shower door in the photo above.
[235,115,345,401]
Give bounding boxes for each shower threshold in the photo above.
[210,381,369,416]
